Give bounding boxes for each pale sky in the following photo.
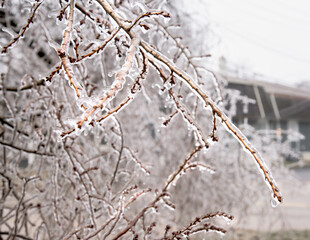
[182,0,310,86]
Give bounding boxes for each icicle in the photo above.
[271,194,281,208]
[208,229,225,236]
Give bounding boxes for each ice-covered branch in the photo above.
[61,0,74,52]
[167,212,233,238]
[58,0,85,102]
[96,0,282,203]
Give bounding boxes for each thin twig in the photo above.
[75,37,140,129]
[0,140,54,156]
[72,27,121,63]
[0,232,33,240]
[1,2,42,53]
[110,118,124,186]
[128,11,170,31]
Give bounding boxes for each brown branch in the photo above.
[0,232,33,240]
[163,146,203,192]
[1,2,42,54]
[61,49,148,137]
[45,63,62,82]
[97,50,147,122]
[143,41,282,202]
[57,2,70,21]
[85,215,116,240]
[111,194,162,240]
[210,110,218,142]
[75,3,95,21]
[169,89,210,148]
[58,50,83,99]
[94,186,138,239]
[162,110,178,126]
[61,0,74,51]
[124,188,152,209]
[169,212,233,238]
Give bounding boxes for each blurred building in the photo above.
[224,75,310,163]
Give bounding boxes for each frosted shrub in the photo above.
[0,0,282,239]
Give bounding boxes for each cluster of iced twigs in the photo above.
[0,0,282,238]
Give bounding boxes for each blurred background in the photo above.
[180,0,310,239]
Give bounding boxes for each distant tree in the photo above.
[0,0,282,239]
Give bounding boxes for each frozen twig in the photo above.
[164,146,203,191]
[52,160,61,226]
[162,110,178,127]
[110,118,124,186]
[168,212,233,238]
[71,27,121,63]
[64,37,140,132]
[1,2,42,54]
[0,232,33,240]
[124,146,151,175]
